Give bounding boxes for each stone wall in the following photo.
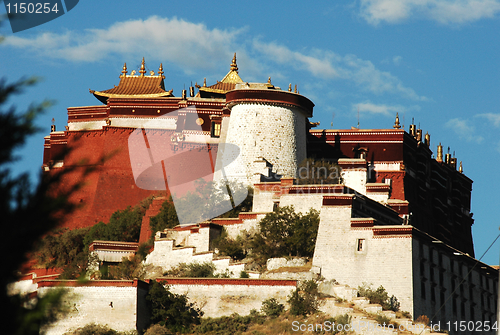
[217,102,307,186]
[38,280,150,335]
[158,278,297,318]
[312,203,415,314]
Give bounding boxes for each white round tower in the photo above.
[215,83,314,186]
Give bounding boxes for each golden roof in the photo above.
[198,53,243,95]
[90,58,173,103]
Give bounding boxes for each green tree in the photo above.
[146,282,202,333]
[84,205,145,246]
[149,196,179,238]
[250,205,320,263]
[0,75,97,333]
[260,298,284,317]
[288,280,320,316]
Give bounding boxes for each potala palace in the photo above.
[11,55,498,334]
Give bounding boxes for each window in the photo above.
[356,238,365,252]
[211,121,221,138]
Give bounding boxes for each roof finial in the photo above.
[393,112,401,129]
[139,57,146,76]
[230,53,238,73]
[203,78,207,87]
[459,161,463,173]
[268,77,271,84]
[121,63,127,77]
[158,63,164,78]
[437,143,443,163]
[288,83,292,92]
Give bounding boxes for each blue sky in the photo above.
[2,0,500,265]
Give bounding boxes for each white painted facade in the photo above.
[216,102,307,186]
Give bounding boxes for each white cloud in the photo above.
[360,0,500,25]
[393,56,402,66]
[445,118,484,143]
[476,113,500,127]
[3,16,242,70]
[3,16,426,102]
[253,41,426,101]
[352,101,408,116]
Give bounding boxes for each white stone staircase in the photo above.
[315,282,440,334]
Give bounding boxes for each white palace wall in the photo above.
[312,204,414,314]
[39,280,150,335]
[160,278,297,318]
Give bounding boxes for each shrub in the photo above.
[250,206,320,264]
[143,324,171,335]
[357,283,400,312]
[288,280,320,316]
[213,229,247,261]
[239,270,250,278]
[164,262,216,278]
[416,315,430,326]
[193,311,264,334]
[146,282,202,333]
[374,314,393,327]
[149,197,179,239]
[63,323,137,335]
[261,298,284,317]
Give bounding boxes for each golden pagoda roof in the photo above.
[90,58,173,103]
[198,53,243,95]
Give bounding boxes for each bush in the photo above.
[261,298,284,317]
[36,199,152,279]
[146,282,202,333]
[288,280,320,316]
[374,314,393,327]
[63,323,137,335]
[239,270,250,278]
[357,283,400,312]
[250,206,320,264]
[416,315,430,326]
[149,197,179,239]
[143,324,171,335]
[164,262,216,278]
[213,229,247,261]
[193,311,264,334]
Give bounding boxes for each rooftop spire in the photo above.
[158,63,164,78]
[139,57,146,76]
[230,53,238,73]
[121,63,127,77]
[393,112,401,129]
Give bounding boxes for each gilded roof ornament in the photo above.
[288,83,292,92]
[121,63,127,77]
[393,113,401,129]
[139,57,146,76]
[158,63,164,78]
[459,161,463,173]
[230,53,238,73]
[437,143,443,163]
